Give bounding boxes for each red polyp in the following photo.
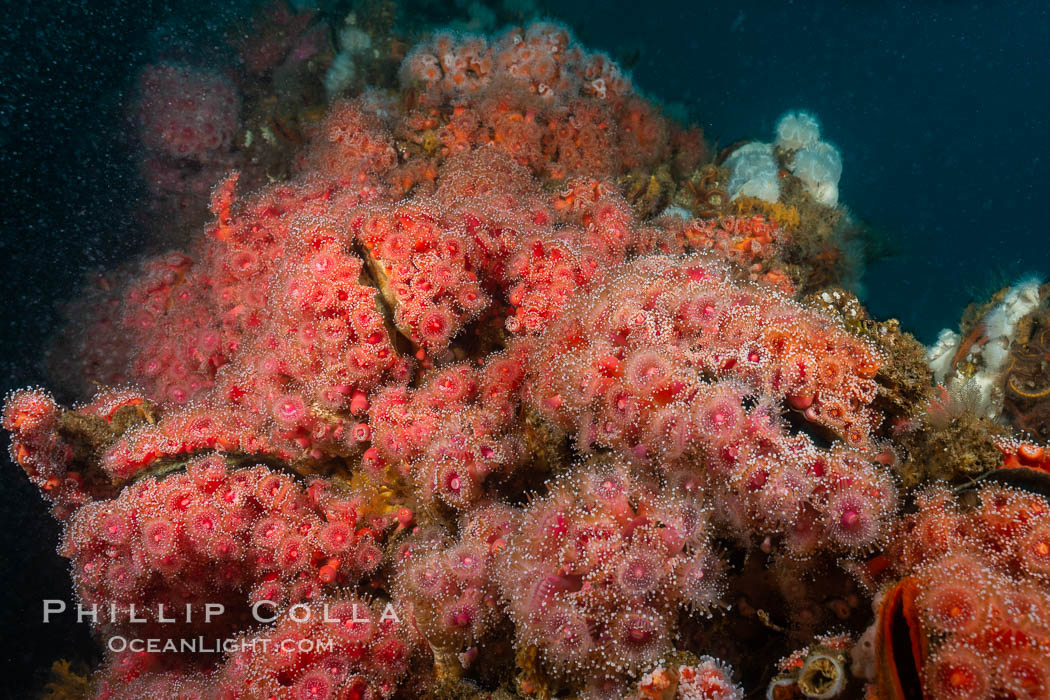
[100,512,131,545]
[320,522,353,552]
[1020,521,1050,578]
[445,603,474,629]
[294,671,333,700]
[273,394,307,427]
[928,647,988,699]
[141,518,178,558]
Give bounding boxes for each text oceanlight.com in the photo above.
[106,636,335,654]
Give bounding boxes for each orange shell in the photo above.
[875,576,928,700]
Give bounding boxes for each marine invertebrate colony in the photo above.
[853,483,1050,700]
[5,12,1050,700]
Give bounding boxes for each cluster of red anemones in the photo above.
[49,252,210,402]
[15,17,1034,700]
[394,504,519,659]
[397,22,700,181]
[870,484,1050,699]
[495,460,725,694]
[631,656,745,700]
[679,214,794,293]
[1,387,159,517]
[3,389,75,502]
[99,187,413,480]
[350,148,682,350]
[503,175,674,335]
[367,346,530,509]
[62,454,393,643]
[401,23,631,107]
[996,437,1050,474]
[56,450,422,698]
[133,63,243,237]
[136,64,241,163]
[297,100,400,184]
[351,198,492,352]
[64,140,405,480]
[527,255,894,554]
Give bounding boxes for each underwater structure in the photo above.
[5,6,1050,700]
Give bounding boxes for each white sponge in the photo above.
[724,142,780,203]
[926,276,1044,419]
[325,53,358,100]
[927,328,962,384]
[791,141,842,206]
[775,111,821,151]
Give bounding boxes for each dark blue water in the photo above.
[1,0,1048,691]
[558,1,1050,341]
